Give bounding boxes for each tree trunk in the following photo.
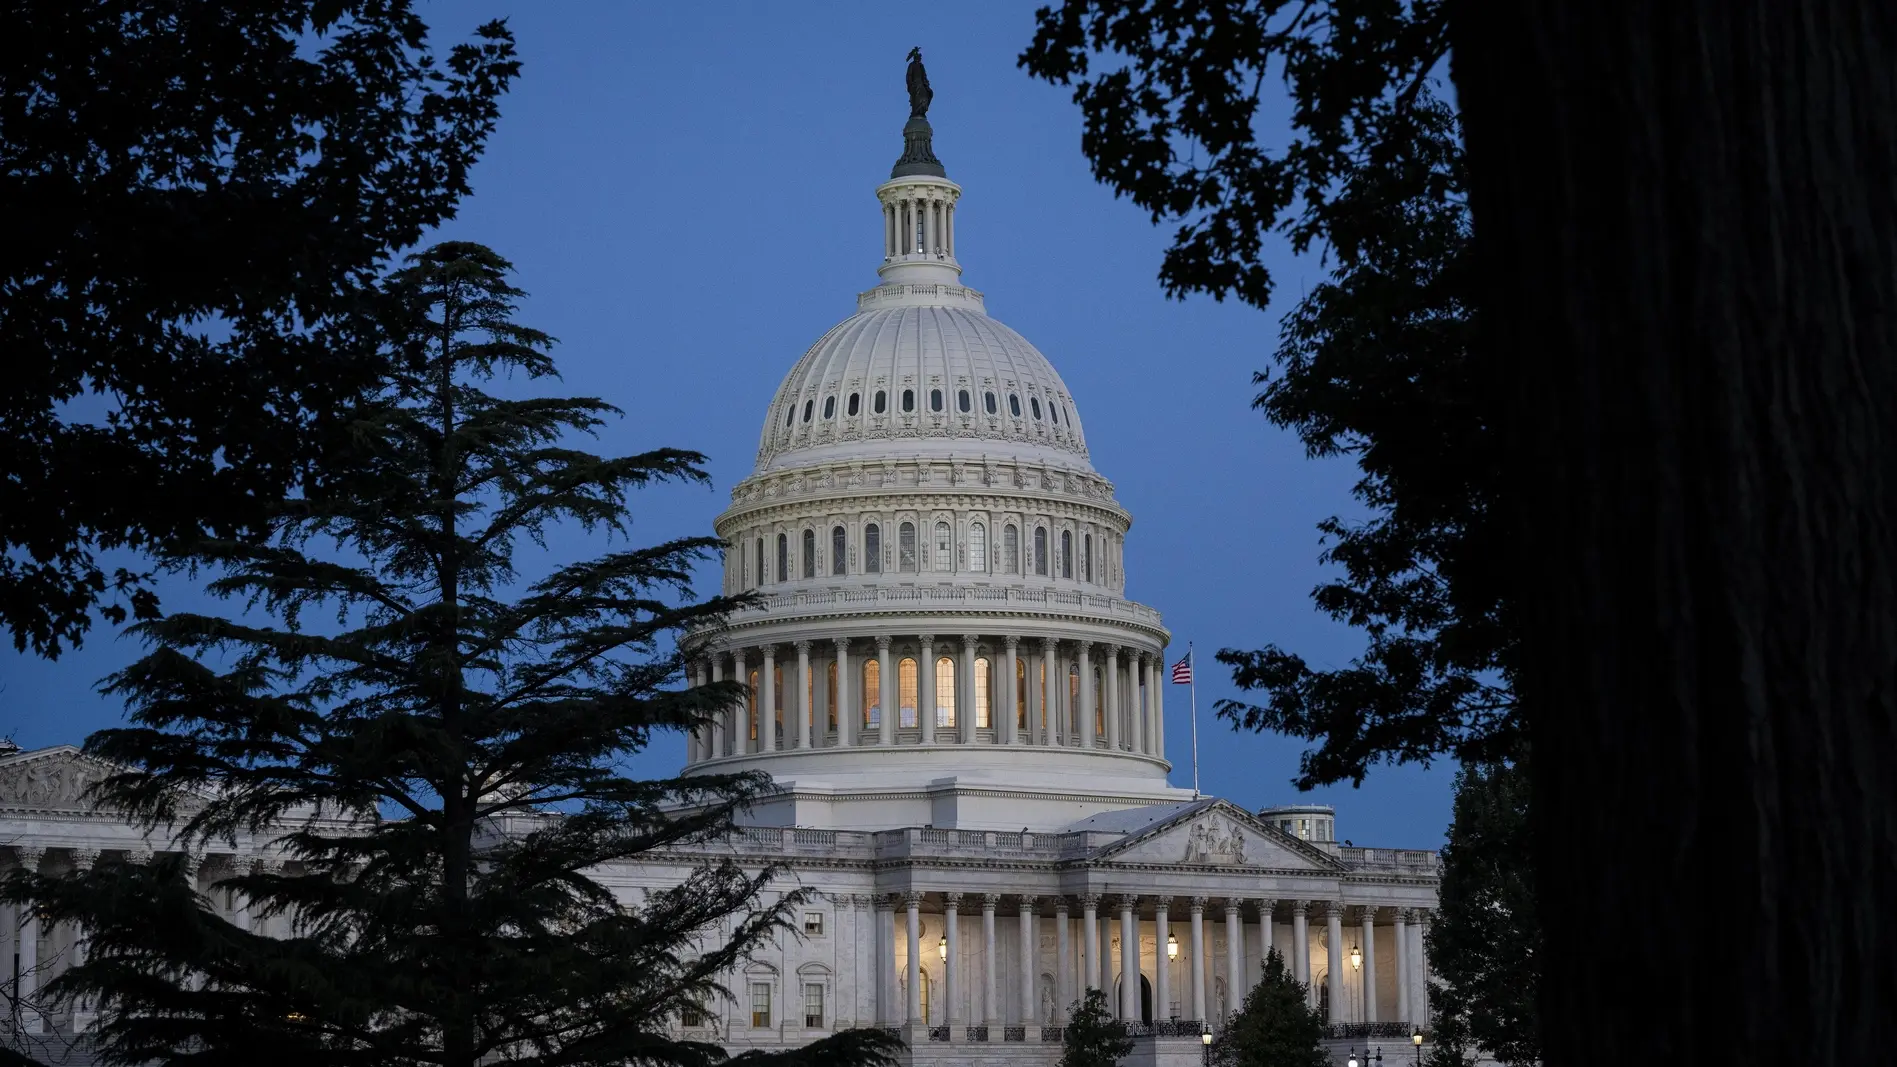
[1451,3,1897,1065]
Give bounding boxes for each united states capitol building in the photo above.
[1,73,1441,1067]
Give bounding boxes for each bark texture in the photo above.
[1451,2,1897,1064]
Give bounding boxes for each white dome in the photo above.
[755,293,1091,474]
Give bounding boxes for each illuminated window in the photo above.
[899,522,918,573]
[831,525,846,575]
[826,661,838,730]
[898,657,919,728]
[1016,657,1028,729]
[805,912,824,935]
[933,522,952,571]
[935,656,956,728]
[975,657,992,728]
[865,523,882,574]
[1033,528,1048,576]
[802,529,816,579]
[751,982,772,1027]
[863,659,881,727]
[1060,531,1073,579]
[968,522,987,572]
[1003,524,1019,573]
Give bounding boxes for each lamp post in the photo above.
[1168,934,1180,960]
[1413,1030,1425,1066]
[1201,1027,1212,1067]
[1348,1050,1360,1067]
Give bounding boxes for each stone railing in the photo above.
[1124,1020,1207,1038]
[1337,847,1442,874]
[1322,1022,1422,1040]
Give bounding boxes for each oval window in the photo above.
[957,389,971,413]
[984,391,997,414]
[1048,404,1058,425]
[785,406,795,427]
[901,388,915,412]
[930,388,944,412]
[1009,394,1022,417]
[1030,397,1042,420]
[848,393,861,416]
[875,390,888,414]
[823,396,836,419]
[801,400,814,423]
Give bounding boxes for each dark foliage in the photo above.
[1060,988,1133,1067]
[1,1,518,657]
[0,243,903,1067]
[1212,949,1328,1067]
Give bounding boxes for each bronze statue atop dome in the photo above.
[891,48,945,178]
[906,47,933,119]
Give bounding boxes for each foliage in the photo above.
[1212,949,1328,1067]
[1061,988,1133,1067]
[1,0,518,657]
[1427,757,1537,1065]
[0,243,902,1067]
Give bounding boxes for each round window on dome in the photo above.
[802,400,813,423]
[957,389,971,413]
[930,388,944,412]
[1030,397,1042,420]
[848,392,861,416]
[984,391,997,415]
[901,389,914,412]
[823,396,836,419]
[1009,394,1022,417]
[875,390,888,414]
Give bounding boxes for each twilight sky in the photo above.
[1,2,1456,848]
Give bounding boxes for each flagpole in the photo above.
[1188,642,1201,799]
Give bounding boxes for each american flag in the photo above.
[1170,655,1193,685]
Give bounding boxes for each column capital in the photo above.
[1258,898,1278,917]
[1117,894,1140,911]
[876,894,897,913]
[1053,896,1070,916]
[919,633,935,646]
[960,633,979,648]
[794,640,811,654]
[68,847,101,872]
[1102,642,1120,658]
[903,890,925,908]
[1358,905,1381,923]
[1324,900,1347,921]
[943,892,963,909]
[980,893,1001,910]
[876,635,894,652]
[1018,894,1038,914]
[1189,895,1209,913]
[834,636,851,652]
[11,845,44,871]
[1223,898,1242,917]
[1079,893,1101,910]
[762,644,778,660]
[1289,898,1310,917]
[1041,636,1058,652]
[1151,896,1171,913]
[1003,634,1020,650]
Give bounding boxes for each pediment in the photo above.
[1093,799,1346,872]
[0,746,115,811]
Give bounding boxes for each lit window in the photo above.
[863,659,882,727]
[802,399,813,423]
[802,529,816,579]
[968,522,987,572]
[1016,657,1028,729]
[805,912,825,936]
[804,983,825,1029]
[848,392,861,416]
[1009,394,1022,417]
[826,661,837,729]
[935,656,956,728]
[831,525,846,575]
[823,396,836,419]
[777,533,788,583]
[865,523,882,574]
[984,391,997,414]
[975,657,992,728]
[875,390,888,414]
[898,522,917,573]
[751,982,772,1027]
[930,388,944,412]
[902,388,915,412]
[957,389,971,413]
[1030,397,1042,420]
[1033,527,1048,576]
[1003,524,1019,573]
[898,657,919,728]
[1061,530,1073,579]
[933,522,952,571]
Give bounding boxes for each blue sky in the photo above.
[1,2,1455,848]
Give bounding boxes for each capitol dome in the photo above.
[683,101,1186,832]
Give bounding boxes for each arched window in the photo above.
[848,392,861,416]
[929,388,944,412]
[1060,531,1074,579]
[755,539,764,589]
[875,390,888,414]
[777,533,788,583]
[1095,663,1106,734]
[1003,524,1019,574]
[801,529,816,579]
[1016,657,1028,729]
[968,522,987,572]
[862,659,881,727]
[1084,534,1093,583]
[935,656,957,728]
[802,399,813,423]
[831,525,846,576]
[747,669,759,740]
[822,396,836,419]
[933,522,952,571]
[865,523,882,574]
[1033,527,1048,576]
[984,391,997,414]
[1069,666,1081,733]
[898,657,919,728]
[1009,394,1022,417]
[957,389,971,413]
[975,657,992,728]
[1030,397,1043,420]
[902,388,915,413]
[898,522,918,573]
[826,661,838,730]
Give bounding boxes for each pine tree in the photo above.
[1,242,903,1067]
[1212,950,1328,1067]
[1060,988,1133,1067]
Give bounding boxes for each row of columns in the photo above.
[687,636,1166,762]
[884,192,955,259]
[873,893,1430,1034]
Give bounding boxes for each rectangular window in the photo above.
[832,526,847,575]
[1033,527,1048,576]
[933,522,952,571]
[1004,524,1019,574]
[898,657,919,728]
[975,657,992,729]
[935,656,956,728]
[865,524,882,574]
[805,912,825,935]
[864,659,882,727]
[804,983,825,1029]
[751,982,772,1028]
[1017,657,1028,729]
[681,1002,706,1028]
[899,523,918,573]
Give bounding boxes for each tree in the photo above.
[0,243,903,1067]
[1427,760,1536,1065]
[1061,988,1133,1067]
[1212,949,1327,1067]
[1,1,518,658]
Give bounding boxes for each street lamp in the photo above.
[1200,1027,1213,1067]
[1413,1030,1425,1066]
[1168,934,1180,961]
[1348,1051,1360,1067]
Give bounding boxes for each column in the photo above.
[980,894,1000,1028]
[732,650,750,753]
[1361,907,1379,1023]
[919,634,936,744]
[1290,900,1312,1005]
[1154,898,1171,1022]
[1118,896,1139,1020]
[944,894,961,1036]
[878,637,895,746]
[835,638,854,747]
[1099,911,1112,994]
[1003,636,1020,745]
[70,848,99,1030]
[1224,900,1244,1023]
[1188,896,1207,1024]
[1152,654,1166,757]
[761,646,778,752]
[905,892,924,1026]
[1055,898,1072,1020]
[960,634,978,743]
[1411,910,1431,1028]
[1104,646,1122,751]
[1393,908,1411,1027]
[1078,643,1096,748]
[1024,640,1043,745]
[1258,899,1278,990]
[1130,652,1146,754]
[688,660,705,761]
[15,847,43,1033]
[1325,902,1345,1024]
[1079,894,1099,993]
[1041,639,1058,746]
[709,654,726,757]
[794,642,812,749]
[877,895,897,1024]
[1018,896,1037,1025]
